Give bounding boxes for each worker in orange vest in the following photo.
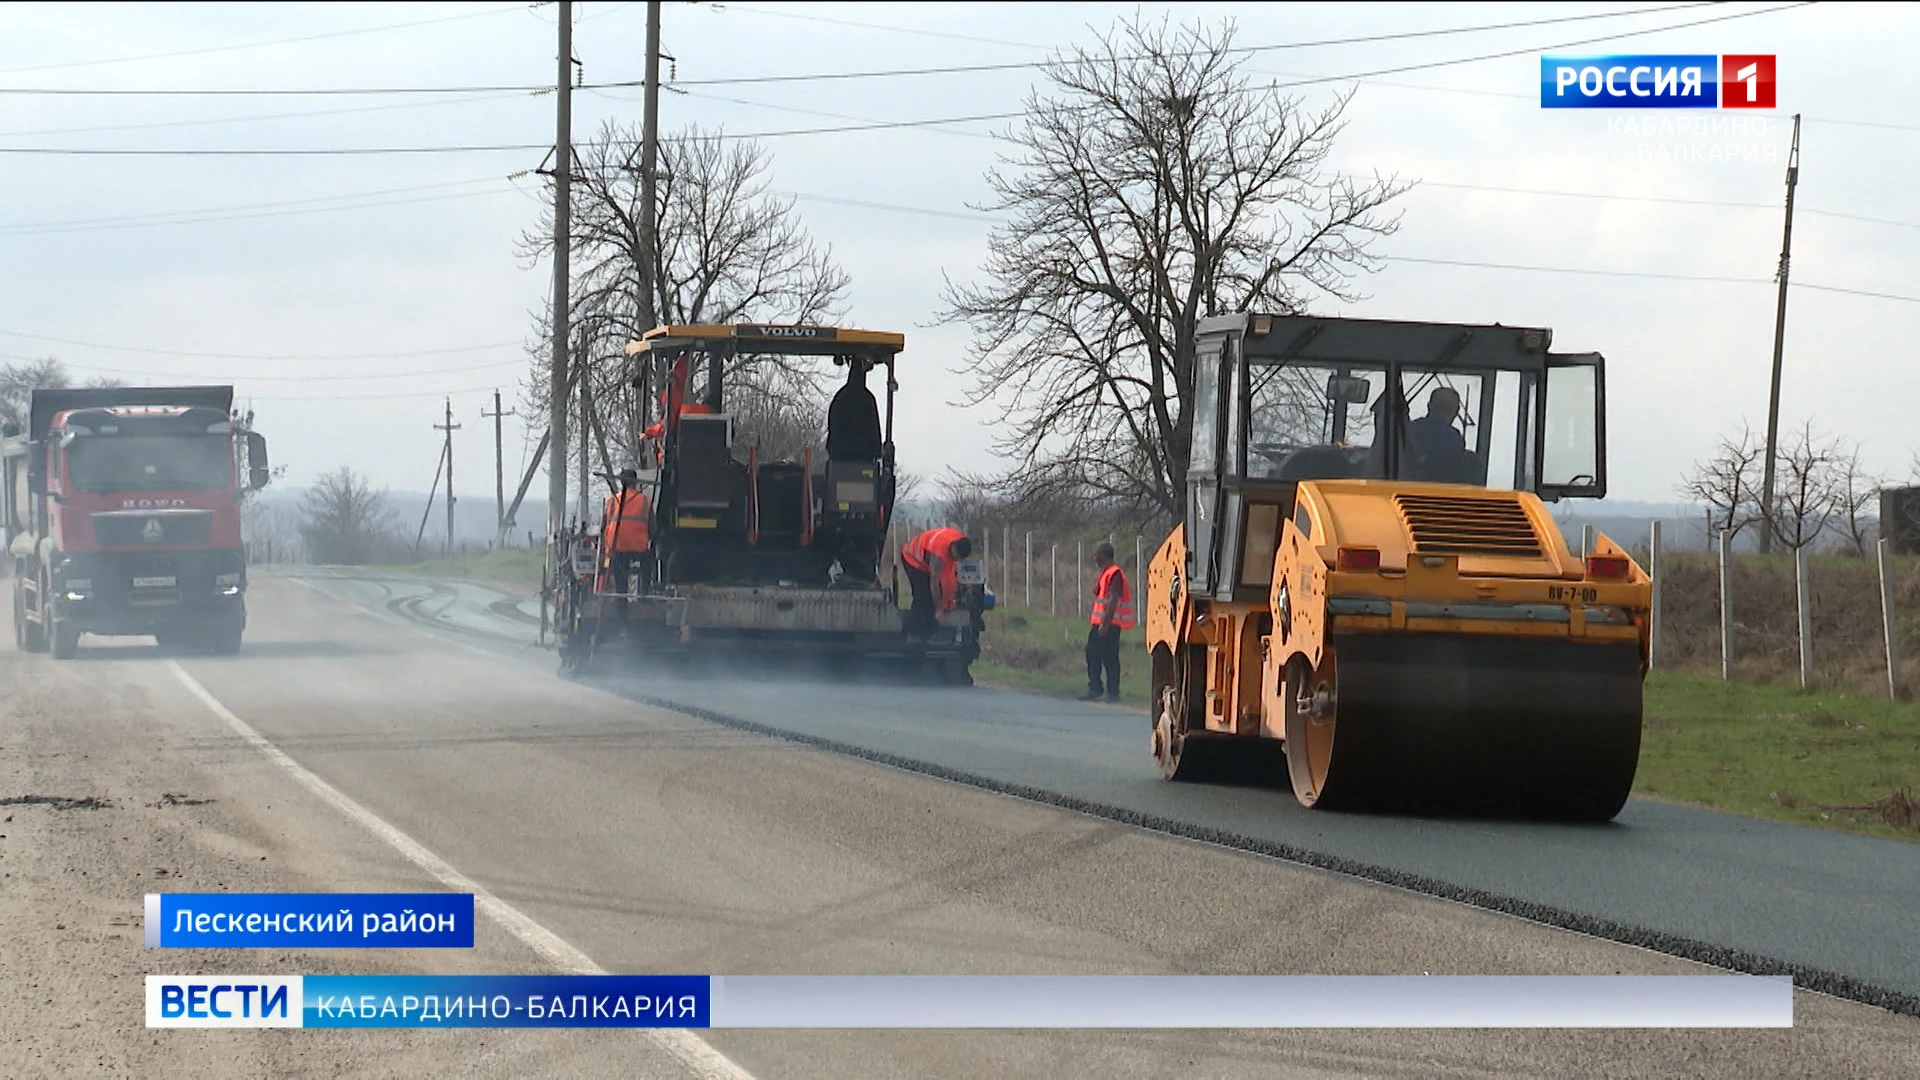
[601,468,651,587]
[1080,541,1134,702]
[899,526,972,639]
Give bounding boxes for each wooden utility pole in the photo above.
[546,0,573,537]
[434,398,461,557]
[639,1,662,333]
[482,389,515,542]
[1757,113,1801,555]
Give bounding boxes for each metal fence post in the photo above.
[1879,537,1902,701]
[1050,544,1058,617]
[1648,520,1662,671]
[1581,523,1595,560]
[1025,531,1032,609]
[1004,525,1011,603]
[1719,529,1734,680]
[1795,544,1813,690]
[1135,534,1144,584]
[982,528,991,590]
[1076,540,1084,618]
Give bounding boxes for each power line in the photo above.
[0,2,1721,96]
[0,330,523,360]
[0,177,512,233]
[675,2,1725,87]
[0,186,518,234]
[713,4,1047,49]
[0,90,536,139]
[61,358,527,382]
[0,3,530,75]
[1260,2,1817,92]
[1386,255,1920,303]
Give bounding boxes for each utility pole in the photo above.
[638,1,662,333]
[578,362,592,522]
[1757,113,1801,555]
[546,0,573,538]
[482,390,515,544]
[434,398,461,558]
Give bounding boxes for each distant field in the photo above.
[379,548,543,594]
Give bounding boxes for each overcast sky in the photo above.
[2,1,1914,514]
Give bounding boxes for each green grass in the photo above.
[1638,672,1919,841]
[976,609,1153,705]
[380,548,544,594]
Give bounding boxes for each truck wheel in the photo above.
[941,657,974,686]
[210,629,243,655]
[50,616,79,660]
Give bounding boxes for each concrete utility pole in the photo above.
[546,0,573,537]
[434,398,461,558]
[638,1,662,333]
[578,365,592,522]
[1757,113,1801,555]
[482,389,515,542]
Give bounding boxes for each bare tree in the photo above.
[299,468,395,565]
[0,358,125,432]
[1829,442,1882,556]
[1681,425,1765,541]
[1768,420,1840,551]
[518,122,849,476]
[940,14,1408,520]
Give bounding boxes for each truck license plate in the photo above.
[133,576,177,588]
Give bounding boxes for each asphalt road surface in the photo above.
[4,569,1917,1078]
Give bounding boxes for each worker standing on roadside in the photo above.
[899,526,972,639]
[1080,542,1133,702]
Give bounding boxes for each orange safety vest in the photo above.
[602,489,651,553]
[901,527,964,572]
[1090,564,1134,629]
[901,527,966,610]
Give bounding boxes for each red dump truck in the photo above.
[2,386,269,658]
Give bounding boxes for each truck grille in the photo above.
[1393,493,1543,558]
[91,511,212,547]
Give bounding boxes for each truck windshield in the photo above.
[65,434,233,493]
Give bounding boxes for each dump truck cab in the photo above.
[549,323,987,681]
[1147,314,1649,820]
[3,386,269,659]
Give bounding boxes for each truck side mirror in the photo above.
[245,432,271,490]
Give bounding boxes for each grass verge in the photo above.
[377,548,543,595]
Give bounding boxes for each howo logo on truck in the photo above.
[123,498,189,509]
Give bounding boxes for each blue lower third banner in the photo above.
[146,893,475,949]
[147,975,1794,1028]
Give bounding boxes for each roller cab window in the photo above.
[1245,363,1386,481]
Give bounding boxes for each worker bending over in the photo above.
[899,526,972,639]
[1080,542,1133,702]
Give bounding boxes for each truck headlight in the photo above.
[216,572,242,595]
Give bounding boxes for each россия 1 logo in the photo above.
[1540,55,1776,109]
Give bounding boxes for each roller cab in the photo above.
[1146,314,1649,821]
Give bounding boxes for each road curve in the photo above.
[297,568,1920,1013]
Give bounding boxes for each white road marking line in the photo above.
[167,659,753,1080]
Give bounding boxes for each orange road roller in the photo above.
[1145,314,1650,821]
